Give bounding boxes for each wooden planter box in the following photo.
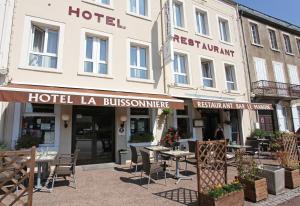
[285,169,300,189]
[239,178,268,202]
[199,190,244,206]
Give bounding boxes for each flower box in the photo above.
[285,168,300,189]
[239,177,268,202]
[199,190,244,206]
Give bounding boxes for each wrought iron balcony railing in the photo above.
[252,80,300,98]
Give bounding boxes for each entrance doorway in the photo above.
[72,106,115,165]
[201,109,220,141]
[258,110,274,132]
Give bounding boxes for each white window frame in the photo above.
[224,62,237,92]
[82,0,114,10]
[288,64,300,85]
[200,56,216,88]
[217,15,232,44]
[173,49,191,86]
[79,28,113,78]
[127,39,153,83]
[249,21,261,46]
[20,16,65,73]
[172,0,186,30]
[295,37,300,56]
[267,27,279,51]
[193,5,210,38]
[21,104,60,148]
[283,32,294,55]
[127,0,151,20]
[253,57,268,82]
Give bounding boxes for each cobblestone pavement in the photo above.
[30,159,300,206]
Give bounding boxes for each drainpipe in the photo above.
[160,0,167,94]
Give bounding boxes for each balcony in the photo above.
[252,80,300,98]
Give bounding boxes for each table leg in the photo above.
[175,157,180,178]
[174,157,193,184]
[36,162,42,190]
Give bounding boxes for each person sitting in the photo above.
[214,124,225,140]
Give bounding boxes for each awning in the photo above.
[0,84,184,109]
[193,99,273,110]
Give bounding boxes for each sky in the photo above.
[235,0,300,27]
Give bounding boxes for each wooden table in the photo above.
[144,146,170,162]
[160,150,193,184]
[227,144,251,151]
[35,151,57,190]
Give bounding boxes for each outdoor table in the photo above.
[35,151,57,190]
[160,150,193,184]
[144,146,170,162]
[227,144,251,152]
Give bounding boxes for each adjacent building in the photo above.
[239,5,300,133]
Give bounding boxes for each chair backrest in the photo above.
[140,150,151,175]
[188,141,196,153]
[130,145,139,163]
[245,139,258,151]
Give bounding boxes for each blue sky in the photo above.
[235,0,300,27]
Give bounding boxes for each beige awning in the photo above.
[193,99,273,110]
[0,84,184,109]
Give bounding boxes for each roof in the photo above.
[238,4,300,36]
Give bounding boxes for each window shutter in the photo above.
[273,62,285,83]
[288,65,299,85]
[254,58,267,81]
[276,104,286,131]
[291,106,300,132]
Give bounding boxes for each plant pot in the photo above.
[239,178,268,202]
[199,190,244,206]
[285,168,300,189]
[258,165,285,195]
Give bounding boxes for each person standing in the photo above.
[214,124,225,140]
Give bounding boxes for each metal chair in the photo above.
[129,145,142,174]
[50,149,79,191]
[140,150,167,188]
[185,141,197,171]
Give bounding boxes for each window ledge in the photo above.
[169,83,196,90]
[126,12,152,22]
[201,87,219,92]
[286,52,295,56]
[270,48,280,53]
[78,72,114,79]
[175,26,188,33]
[82,0,114,10]
[195,33,213,40]
[222,90,241,94]
[18,66,62,74]
[251,42,264,48]
[219,40,233,46]
[126,77,155,84]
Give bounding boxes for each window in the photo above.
[268,29,278,50]
[296,38,300,55]
[130,108,150,135]
[173,1,184,28]
[130,44,149,79]
[225,64,237,91]
[176,106,191,139]
[250,22,260,45]
[21,104,56,145]
[218,17,231,43]
[195,9,209,36]
[173,53,188,84]
[129,0,148,17]
[201,59,214,88]
[84,35,108,75]
[98,0,110,5]
[283,34,293,54]
[28,25,59,69]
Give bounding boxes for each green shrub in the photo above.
[15,135,41,149]
[129,133,154,143]
[207,181,243,199]
[0,142,8,151]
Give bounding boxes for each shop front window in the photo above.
[130,108,150,135]
[21,104,56,145]
[176,106,191,139]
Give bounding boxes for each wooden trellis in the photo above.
[281,133,299,164]
[196,140,227,193]
[0,147,35,206]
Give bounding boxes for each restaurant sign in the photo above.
[193,100,273,110]
[0,90,183,109]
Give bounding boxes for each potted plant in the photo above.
[277,151,300,189]
[15,135,41,150]
[236,152,268,202]
[160,127,179,148]
[161,108,173,131]
[199,180,244,206]
[129,133,154,143]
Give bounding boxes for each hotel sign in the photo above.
[193,100,273,110]
[0,90,183,109]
